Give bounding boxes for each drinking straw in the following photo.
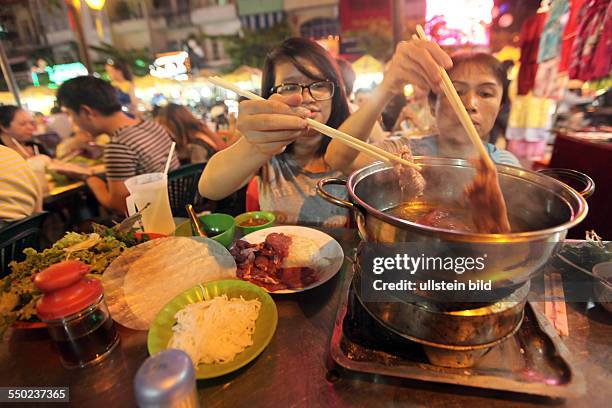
[163,142,176,175]
[11,137,31,158]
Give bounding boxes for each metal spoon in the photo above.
[185,204,207,237]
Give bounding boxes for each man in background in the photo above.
[56,76,179,214]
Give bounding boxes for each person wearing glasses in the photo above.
[199,37,355,226]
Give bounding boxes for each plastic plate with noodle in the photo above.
[148,280,278,379]
[169,295,261,365]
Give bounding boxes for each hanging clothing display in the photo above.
[518,12,548,95]
[533,58,568,99]
[559,0,588,72]
[569,0,612,81]
[506,95,556,160]
[538,0,571,63]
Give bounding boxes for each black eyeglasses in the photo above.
[271,80,335,101]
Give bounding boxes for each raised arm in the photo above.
[198,94,311,200]
[326,39,453,174]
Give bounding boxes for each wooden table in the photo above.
[44,181,87,204]
[1,229,611,407]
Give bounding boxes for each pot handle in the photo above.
[316,177,355,210]
[537,168,595,198]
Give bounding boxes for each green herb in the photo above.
[0,232,127,335]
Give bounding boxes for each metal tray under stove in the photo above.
[328,267,586,399]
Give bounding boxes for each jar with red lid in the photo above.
[34,260,119,368]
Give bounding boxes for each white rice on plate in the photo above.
[168,295,261,365]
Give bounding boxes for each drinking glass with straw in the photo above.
[123,141,177,235]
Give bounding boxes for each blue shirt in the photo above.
[381,135,522,167]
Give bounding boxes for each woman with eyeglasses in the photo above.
[199,37,355,226]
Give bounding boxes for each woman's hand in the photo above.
[380,38,453,95]
[237,94,311,156]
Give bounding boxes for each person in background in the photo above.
[210,103,230,132]
[0,145,42,223]
[391,85,436,134]
[105,59,139,117]
[335,58,357,109]
[353,88,373,109]
[56,76,179,213]
[0,105,50,158]
[47,106,73,140]
[336,58,387,143]
[33,112,48,135]
[156,103,227,164]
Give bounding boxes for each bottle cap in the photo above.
[134,349,197,407]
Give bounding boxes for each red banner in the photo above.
[339,0,392,33]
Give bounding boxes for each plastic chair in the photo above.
[0,212,48,278]
[167,163,206,217]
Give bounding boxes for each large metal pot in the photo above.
[317,157,590,291]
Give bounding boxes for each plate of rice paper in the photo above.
[147,279,278,379]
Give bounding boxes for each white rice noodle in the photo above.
[168,295,261,365]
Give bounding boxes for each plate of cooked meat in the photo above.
[229,226,344,293]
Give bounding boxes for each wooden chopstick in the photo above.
[205,76,420,170]
[415,25,495,170]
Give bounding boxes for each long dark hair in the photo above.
[261,37,350,157]
[156,103,217,161]
[0,105,21,129]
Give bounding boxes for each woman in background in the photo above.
[0,145,42,223]
[156,103,227,164]
[0,105,50,158]
[105,59,138,117]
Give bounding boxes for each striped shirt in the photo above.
[0,146,42,222]
[104,120,179,181]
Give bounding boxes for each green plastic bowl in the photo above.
[234,211,275,234]
[174,213,236,248]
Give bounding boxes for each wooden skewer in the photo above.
[204,76,420,170]
[415,25,495,170]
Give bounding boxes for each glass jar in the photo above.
[34,260,120,369]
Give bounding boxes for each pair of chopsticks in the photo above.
[204,76,419,170]
[414,25,495,170]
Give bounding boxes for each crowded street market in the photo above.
[0,0,610,406]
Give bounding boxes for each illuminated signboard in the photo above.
[425,0,493,46]
[32,62,89,87]
[149,51,190,81]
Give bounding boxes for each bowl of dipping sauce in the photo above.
[174,213,236,248]
[234,211,275,234]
